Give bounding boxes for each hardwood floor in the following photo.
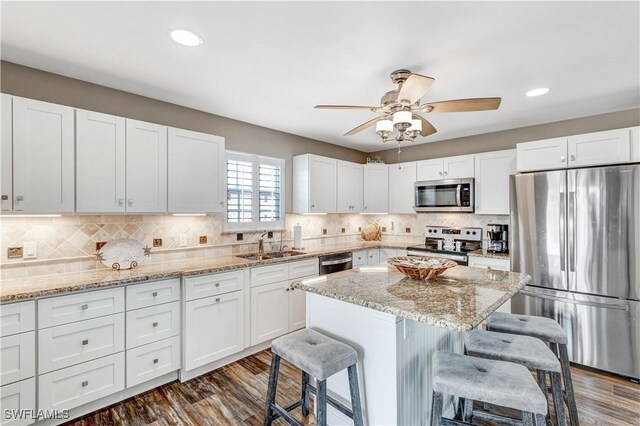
[65,349,639,426]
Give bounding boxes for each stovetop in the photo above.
[407,242,481,255]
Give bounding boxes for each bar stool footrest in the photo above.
[307,384,355,419]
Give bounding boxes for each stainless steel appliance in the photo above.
[407,226,482,266]
[319,252,353,275]
[486,223,509,253]
[414,178,475,213]
[510,164,640,379]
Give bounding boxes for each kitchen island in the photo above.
[292,264,531,425]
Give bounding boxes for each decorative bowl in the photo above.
[387,256,457,280]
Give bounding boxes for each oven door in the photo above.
[414,178,474,212]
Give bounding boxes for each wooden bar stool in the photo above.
[487,312,579,426]
[263,329,363,426]
[464,330,566,425]
[431,351,548,426]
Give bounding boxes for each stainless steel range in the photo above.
[406,226,482,266]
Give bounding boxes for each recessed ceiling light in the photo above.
[170,29,203,47]
[526,87,551,97]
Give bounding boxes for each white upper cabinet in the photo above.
[125,119,168,213]
[336,160,363,213]
[1,94,12,211]
[474,149,516,215]
[388,162,417,213]
[76,110,126,213]
[517,137,568,172]
[416,158,443,181]
[293,154,336,213]
[443,155,475,179]
[363,164,389,213]
[168,127,225,213]
[12,97,74,213]
[567,128,632,168]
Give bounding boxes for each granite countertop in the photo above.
[467,249,510,260]
[292,265,530,331]
[0,241,408,303]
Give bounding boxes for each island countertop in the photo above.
[292,265,531,331]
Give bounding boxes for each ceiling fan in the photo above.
[314,69,501,143]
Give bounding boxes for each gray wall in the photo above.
[369,108,640,163]
[0,61,367,212]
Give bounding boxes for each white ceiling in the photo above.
[2,1,639,152]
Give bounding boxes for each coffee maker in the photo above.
[486,223,508,253]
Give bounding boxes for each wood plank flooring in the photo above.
[64,349,639,426]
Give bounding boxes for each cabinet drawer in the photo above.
[126,278,180,310]
[1,301,35,337]
[352,250,367,267]
[288,258,319,279]
[185,270,244,301]
[38,313,125,374]
[38,352,125,411]
[251,264,288,287]
[126,336,180,387]
[38,287,124,328]
[0,378,36,426]
[0,332,35,386]
[468,256,510,271]
[367,249,380,265]
[126,302,180,348]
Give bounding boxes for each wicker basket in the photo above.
[387,256,457,280]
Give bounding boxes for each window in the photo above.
[225,152,284,230]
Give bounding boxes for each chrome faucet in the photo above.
[258,232,268,256]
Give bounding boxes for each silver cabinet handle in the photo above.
[81,304,88,310]
[152,322,158,327]
[364,206,368,210]
[570,154,576,161]
[311,204,315,208]
[214,283,220,287]
[128,199,134,206]
[438,171,443,176]
[561,156,566,162]
[220,201,224,206]
[152,291,158,297]
[82,339,88,345]
[286,288,290,292]
[14,195,24,211]
[118,198,124,206]
[82,381,89,387]
[215,298,221,302]
[443,171,448,176]
[153,358,159,364]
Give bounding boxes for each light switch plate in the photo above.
[23,241,37,259]
[179,234,188,247]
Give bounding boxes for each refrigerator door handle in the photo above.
[568,191,576,272]
[559,192,566,272]
[519,289,629,311]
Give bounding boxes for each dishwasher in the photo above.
[319,252,353,275]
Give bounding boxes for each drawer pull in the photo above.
[82,339,89,345]
[82,380,88,387]
[81,304,88,310]
[215,298,221,302]
[152,292,158,297]
[152,322,158,327]
[153,358,159,364]
[214,283,220,287]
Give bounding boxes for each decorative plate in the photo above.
[96,239,150,270]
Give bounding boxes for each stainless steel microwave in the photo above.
[414,178,475,212]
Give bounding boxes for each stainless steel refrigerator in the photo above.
[510,164,639,379]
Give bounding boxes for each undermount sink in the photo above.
[236,250,306,261]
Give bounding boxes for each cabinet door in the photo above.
[568,129,631,168]
[168,127,224,213]
[474,149,516,215]
[517,137,568,172]
[288,282,306,332]
[76,110,126,213]
[416,158,443,181]
[125,119,167,213]
[250,281,289,346]
[12,97,74,213]
[363,164,388,213]
[184,291,244,371]
[337,161,363,213]
[388,162,417,213]
[309,156,336,213]
[367,249,380,265]
[443,155,474,179]
[1,94,12,211]
[0,378,35,426]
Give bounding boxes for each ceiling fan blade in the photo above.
[315,104,380,112]
[412,114,437,137]
[397,73,435,104]
[421,97,502,113]
[344,116,383,136]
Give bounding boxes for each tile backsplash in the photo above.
[1,212,507,278]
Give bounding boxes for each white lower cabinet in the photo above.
[352,250,367,267]
[0,378,36,426]
[38,353,125,411]
[250,281,290,346]
[126,336,180,387]
[184,291,244,371]
[0,332,35,386]
[367,249,380,265]
[288,281,307,332]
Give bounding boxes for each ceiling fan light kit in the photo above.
[315,69,502,145]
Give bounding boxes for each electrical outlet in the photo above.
[405,227,411,233]
[179,234,188,247]
[153,238,163,248]
[96,241,107,251]
[381,226,387,232]
[267,231,273,239]
[341,228,346,233]
[322,229,327,235]
[358,227,362,232]
[199,236,207,244]
[7,247,22,258]
[23,242,37,259]
[236,233,243,241]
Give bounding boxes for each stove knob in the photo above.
[466,231,470,235]
[472,231,477,235]
[428,229,432,233]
